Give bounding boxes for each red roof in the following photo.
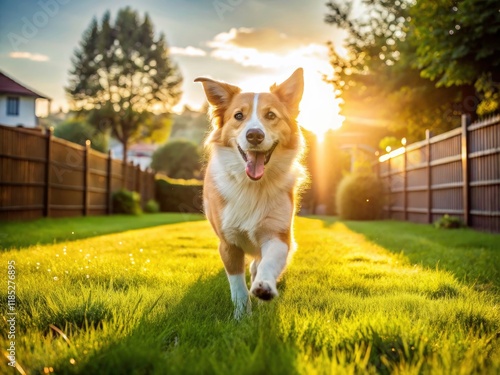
[0,71,50,99]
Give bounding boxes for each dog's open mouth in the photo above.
[237,141,278,181]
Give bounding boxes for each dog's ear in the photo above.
[195,77,241,128]
[194,77,241,108]
[270,68,304,118]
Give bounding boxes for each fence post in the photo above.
[83,140,90,216]
[403,146,407,221]
[426,130,432,224]
[135,164,142,206]
[106,149,112,215]
[43,128,53,217]
[461,114,471,227]
[387,156,392,220]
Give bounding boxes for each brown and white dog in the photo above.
[195,68,305,319]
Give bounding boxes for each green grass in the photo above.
[0,213,204,250]
[0,216,499,374]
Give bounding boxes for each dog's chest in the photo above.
[209,155,293,249]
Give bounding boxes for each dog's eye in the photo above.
[234,112,244,121]
[265,111,276,120]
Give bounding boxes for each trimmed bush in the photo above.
[155,177,203,213]
[151,140,201,179]
[112,189,142,215]
[144,199,160,213]
[336,172,385,220]
[435,214,464,229]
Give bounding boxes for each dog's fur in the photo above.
[195,68,305,319]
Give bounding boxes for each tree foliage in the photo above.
[410,0,500,115]
[151,140,201,179]
[53,119,108,153]
[325,0,500,141]
[66,7,183,161]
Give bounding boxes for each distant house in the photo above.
[0,71,51,128]
[110,142,158,171]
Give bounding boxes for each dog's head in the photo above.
[195,68,304,181]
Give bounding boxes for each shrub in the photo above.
[435,214,464,229]
[112,189,142,215]
[151,140,201,179]
[155,177,203,213]
[53,119,108,152]
[336,172,385,220]
[144,199,160,213]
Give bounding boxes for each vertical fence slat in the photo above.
[43,128,52,217]
[83,140,90,216]
[106,149,112,215]
[403,146,407,221]
[461,114,471,226]
[426,130,432,224]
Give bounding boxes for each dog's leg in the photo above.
[249,259,260,284]
[219,242,251,319]
[250,238,288,300]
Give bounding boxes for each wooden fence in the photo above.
[377,114,500,233]
[0,124,156,220]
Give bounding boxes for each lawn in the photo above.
[0,215,499,374]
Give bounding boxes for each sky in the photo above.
[0,0,347,137]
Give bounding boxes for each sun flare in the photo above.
[239,68,344,141]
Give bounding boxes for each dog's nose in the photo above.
[246,128,265,145]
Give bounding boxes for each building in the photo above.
[0,71,51,128]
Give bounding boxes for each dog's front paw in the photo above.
[250,280,278,301]
[233,296,251,320]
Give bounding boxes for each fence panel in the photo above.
[88,149,108,216]
[468,118,500,232]
[0,127,46,220]
[0,124,158,220]
[406,141,428,223]
[377,115,500,233]
[49,138,85,217]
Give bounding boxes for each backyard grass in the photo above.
[0,216,499,374]
[0,213,204,250]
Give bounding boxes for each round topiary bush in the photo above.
[336,172,385,220]
[144,199,160,213]
[112,189,142,215]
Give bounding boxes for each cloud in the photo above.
[169,46,206,57]
[8,52,49,62]
[208,27,303,53]
[206,27,330,70]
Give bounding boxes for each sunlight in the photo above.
[240,68,344,141]
[297,68,344,141]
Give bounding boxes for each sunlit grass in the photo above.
[0,217,499,374]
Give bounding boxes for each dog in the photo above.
[195,68,306,319]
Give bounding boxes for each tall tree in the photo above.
[67,7,183,161]
[323,0,499,141]
[410,0,500,115]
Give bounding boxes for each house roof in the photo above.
[0,71,50,99]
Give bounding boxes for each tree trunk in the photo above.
[122,140,128,189]
[123,140,128,164]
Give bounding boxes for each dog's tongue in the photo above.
[245,151,265,180]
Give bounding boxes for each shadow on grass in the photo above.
[315,216,500,290]
[74,270,299,375]
[0,213,205,250]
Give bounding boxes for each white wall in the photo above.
[0,95,37,127]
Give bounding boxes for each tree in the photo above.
[66,7,183,162]
[151,140,201,179]
[53,119,108,153]
[323,0,499,141]
[410,0,500,115]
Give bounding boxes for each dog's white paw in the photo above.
[233,295,251,320]
[250,279,278,301]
